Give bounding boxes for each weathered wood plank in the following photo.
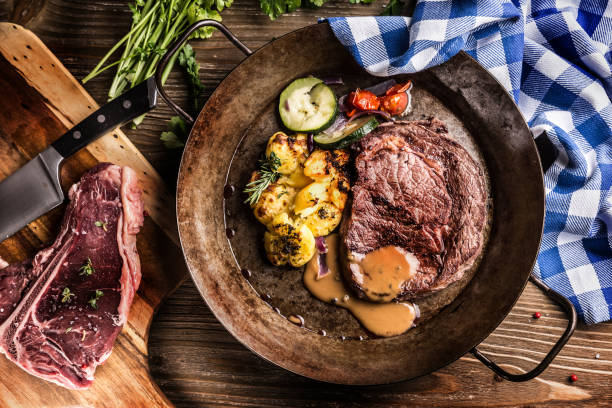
[148,281,612,408]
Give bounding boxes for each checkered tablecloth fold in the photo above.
[327,0,612,324]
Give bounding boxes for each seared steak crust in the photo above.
[341,118,487,300]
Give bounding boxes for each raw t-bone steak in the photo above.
[0,163,144,389]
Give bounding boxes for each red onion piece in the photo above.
[346,109,393,124]
[364,79,397,96]
[323,114,349,135]
[338,94,348,113]
[403,87,413,116]
[307,133,314,153]
[322,76,344,85]
[316,252,330,280]
[314,237,329,280]
[315,236,328,253]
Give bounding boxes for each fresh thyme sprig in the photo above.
[244,152,282,206]
[79,258,95,277]
[88,290,104,310]
[94,220,108,232]
[61,287,75,303]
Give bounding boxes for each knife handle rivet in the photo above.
[97,114,106,123]
[72,131,81,140]
[122,100,132,109]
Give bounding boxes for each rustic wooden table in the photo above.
[2,1,611,406]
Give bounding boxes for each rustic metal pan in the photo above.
[156,21,576,385]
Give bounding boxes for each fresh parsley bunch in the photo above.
[83,0,230,126]
[260,0,403,20]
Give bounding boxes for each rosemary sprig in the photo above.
[244,152,282,206]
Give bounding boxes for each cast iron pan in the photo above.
[155,21,576,385]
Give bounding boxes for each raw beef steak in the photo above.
[0,163,144,389]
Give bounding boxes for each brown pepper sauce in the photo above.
[304,234,417,337]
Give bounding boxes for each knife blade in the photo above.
[0,76,158,243]
[0,147,64,241]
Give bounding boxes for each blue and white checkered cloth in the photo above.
[327,0,612,324]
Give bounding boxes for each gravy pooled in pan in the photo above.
[304,234,417,337]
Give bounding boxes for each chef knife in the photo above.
[0,76,158,243]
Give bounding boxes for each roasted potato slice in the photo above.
[302,202,343,237]
[264,213,316,267]
[293,182,329,217]
[265,132,309,175]
[250,175,297,225]
[328,174,350,211]
[278,165,312,189]
[303,149,349,180]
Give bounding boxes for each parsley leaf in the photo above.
[260,0,301,20]
[187,6,222,39]
[381,0,404,16]
[161,116,189,149]
[178,44,205,110]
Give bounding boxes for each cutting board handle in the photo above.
[155,20,253,125]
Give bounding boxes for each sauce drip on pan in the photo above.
[348,246,419,302]
[304,234,417,337]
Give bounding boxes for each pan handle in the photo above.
[155,20,253,126]
[470,274,577,382]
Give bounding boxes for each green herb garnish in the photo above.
[94,220,108,232]
[178,44,204,110]
[88,290,104,310]
[82,0,225,127]
[66,327,72,333]
[244,152,282,206]
[61,287,75,303]
[161,116,188,149]
[277,191,288,199]
[381,0,404,16]
[79,258,95,276]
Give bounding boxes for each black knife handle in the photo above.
[51,76,158,158]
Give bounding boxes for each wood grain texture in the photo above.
[2,0,612,406]
[0,22,186,407]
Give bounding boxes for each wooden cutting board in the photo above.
[0,22,187,407]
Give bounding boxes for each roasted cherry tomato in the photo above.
[380,92,408,115]
[348,89,380,111]
[385,81,412,96]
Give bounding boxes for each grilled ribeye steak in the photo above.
[0,163,144,389]
[341,118,487,301]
